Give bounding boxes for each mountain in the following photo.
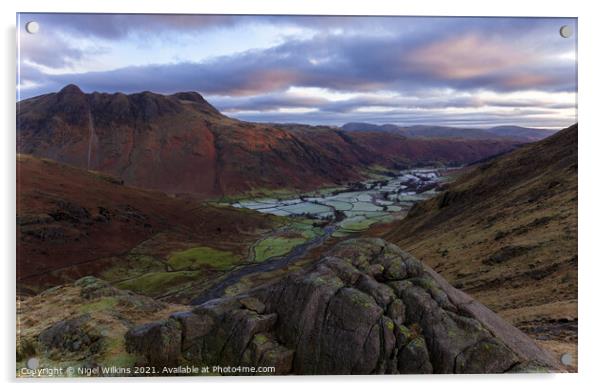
[341,122,557,142]
[15,153,569,375]
[16,154,279,295]
[384,124,577,367]
[18,85,519,197]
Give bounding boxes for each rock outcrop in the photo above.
[17,276,188,372]
[126,238,559,374]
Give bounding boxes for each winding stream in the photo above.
[191,225,336,304]
[192,168,450,305]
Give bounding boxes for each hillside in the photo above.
[17,85,519,197]
[384,124,577,367]
[16,154,280,295]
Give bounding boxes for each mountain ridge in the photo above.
[341,122,558,141]
[18,85,521,197]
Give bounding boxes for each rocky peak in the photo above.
[171,91,204,102]
[51,84,89,124]
[57,84,84,96]
[171,91,222,116]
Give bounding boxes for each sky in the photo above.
[17,14,577,128]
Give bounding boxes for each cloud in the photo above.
[18,29,88,69]
[28,28,574,97]
[21,14,242,40]
[19,14,458,41]
[231,106,574,129]
[16,15,577,128]
[409,35,532,79]
[216,91,575,114]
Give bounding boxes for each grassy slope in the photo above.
[167,247,239,271]
[253,237,306,262]
[384,124,578,369]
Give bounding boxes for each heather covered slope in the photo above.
[385,124,578,368]
[16,154,280,295]
[17,85,519,197]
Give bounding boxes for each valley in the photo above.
[16,86,577,375]
[191,168,450,304]
[16,155,448,304]
[232,167,449,237]
[13,10,581,377]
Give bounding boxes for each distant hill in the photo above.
[486,125,557,140]
[341,122,557,142]
[17,85,519,197]
[384,124,577,367]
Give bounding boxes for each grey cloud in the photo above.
[22,25,576,100]
[212,94,506,114]
[17,15,577,128]
[21,14,241,40]
[18,31,89,68]
[20,13,577,43]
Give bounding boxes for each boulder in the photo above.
[38,314,103,359]
[238,296,266,314]
[125,319,181,366]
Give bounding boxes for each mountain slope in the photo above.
[16,154,279,295]
[384,124,577,367]
[18,85,519,197]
